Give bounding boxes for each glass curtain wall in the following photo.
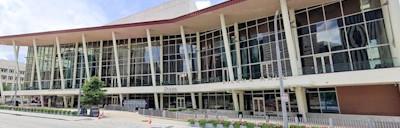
[297,0,393,75]
[162,35,187,85]
[23,48,34,90]
[58,43,76,89]
[150,37,161,86]
[116,39,129,87]
[130,38,152,87]
[306,87,339,114]
[36,45,54,89]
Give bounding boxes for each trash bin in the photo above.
[238,111,243,117]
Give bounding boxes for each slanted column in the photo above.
[56,37,66,89]
[191,93,197,109]
[12,41,21,90]
[295,87,308,118]
[382,0,400,66]
[289,9,303,74]
[49,45,56,89]
[231,90,240,111]
[280,0,299,76]
[72,42,78,89]
[234,23,242,80]
[146,28,160,110]
[98,40,103,78]
[33,39,43,90]
[196,32,201,81]
[180,26,193,85]
[160,36,164,84]
[81,34,91,80]
[220,14,235,81]
[111,32,122,88]
[127,39,131,86]
[30,59,35,87]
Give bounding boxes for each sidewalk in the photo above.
[100,110,191,127]
[0,110,90,121]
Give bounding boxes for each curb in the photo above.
[0,111,69,121]
[143,115,187,122]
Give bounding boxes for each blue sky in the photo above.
[0,0,225,62]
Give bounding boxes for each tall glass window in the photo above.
[296,0,392,75]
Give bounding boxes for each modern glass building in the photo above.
[1,0,400,118]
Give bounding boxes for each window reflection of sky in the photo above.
[315,20,343,49]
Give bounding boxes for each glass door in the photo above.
[176,97,186,108]
[314,55,333,74]
[222,68,229,82]
[261,62,274,78]
[109,96,118,106]
[252,97,266,116]
[275,94,290,113]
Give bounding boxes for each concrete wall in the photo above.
[107,0,198,25]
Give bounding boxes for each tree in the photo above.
[80,77,107,107]
[2,83,11,91]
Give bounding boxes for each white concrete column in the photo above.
[295,87,308,118]
[289,9,303,75]
[63,96,67,108]
[154,93,160,110]
[111,32,122,88]
[126,94,129,100]
[280,0,299,76]
[70,96,75,108]
[28,96,31,106]
[56,37,66,89]
[231,91,240,111]
[220,14,235,81]
[190,92,197,109]
[48,98,52,107]
[160,36,164,84]
[33,39,43,90]
[49,45,56,89]
[119,94,123,106]
[12,40,21,90]
[234,23,242,80]
[81,34,91,80]
[40,95,44,107]
[127,39,131,86]
[98,40,103,78]
[72,42,78,89]
[0,75,4,103]
[196,32,201,81]
[238,92,244,111]
[160,94,164,110]
[180,26,193,85]
[198,93,203,109]
[146,28,157,87]
[382,0,400,66]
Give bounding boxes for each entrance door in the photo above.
[275,94,290,114]
[252,97,265,116]
[176,97,185,108]
[261,62,274,78]
[111,77,118,87]
[222,68,229,82]
[112,96,119,105]
[314,55,333,74]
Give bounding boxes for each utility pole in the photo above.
[274,10,288,128]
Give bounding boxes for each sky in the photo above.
[0,0,226,63]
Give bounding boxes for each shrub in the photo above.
[199,119,207,127]
[223,120,231,127]
[233,121,241,128]
[188,118,196,125]
[212,119,219,127]
[71,111,78,116]
[247,122,255,128]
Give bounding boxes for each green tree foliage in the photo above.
[80,77,107,106]
[3,83,12,91]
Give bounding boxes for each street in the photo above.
[0,112,190,128]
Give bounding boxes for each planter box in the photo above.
[216,124,224,128]
[189,122,200,127]
[240,126,247,128]
[205,123,214,128]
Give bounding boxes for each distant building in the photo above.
[0,59,25,97]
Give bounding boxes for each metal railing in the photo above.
[137,109,400,128]
[103,106,136,112]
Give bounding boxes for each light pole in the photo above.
[77,52,84,116]
[274,10,288,128]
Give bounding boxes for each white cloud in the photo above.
[195,0,212,10]
[0,0,108,63]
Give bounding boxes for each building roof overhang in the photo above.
[0,0,330,46]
